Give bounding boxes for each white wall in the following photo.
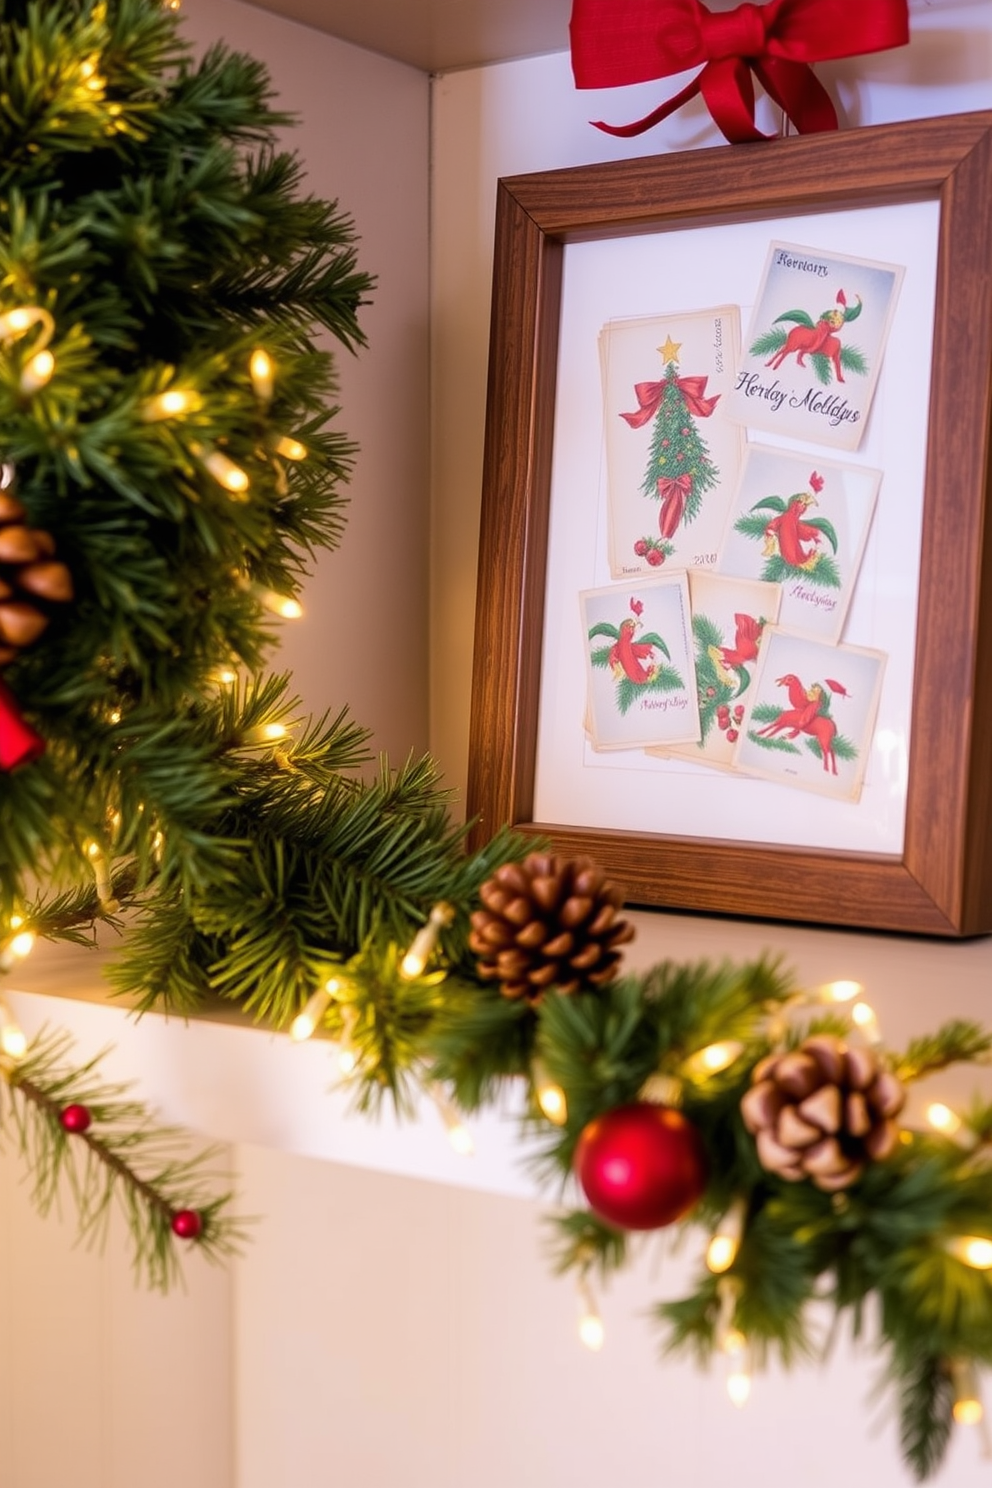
[0,1136,234,1488]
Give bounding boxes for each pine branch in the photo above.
[2,1030,245,1290]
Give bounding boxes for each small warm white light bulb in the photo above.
[400,904,455,980]
[927,1102,962,1136]
[822,979,863,1003]
[576,1273,604,1351]
[192,443,249,497]
[337,1047,358,1075]
[686,1041,745,1078]
[947,1237,992,1270]
[213,666,237,686]
[851,1000,882,1043]
[706,1196,747,1274]
[447,1122,475,1157]
[274,436,307,461]
[250,348,274,402]
[0,1000,27,1059]
[1,1025,27,1058]
[8,914,23,930]
[141,388,195,421]
[290,978,340,1043]
[4,308,33,335]
[8,930,34,959]
[578,1312,605,1351]
[259,590,304,621]
[707,1236,738,1274]
[952,1361,984,1425]
[727,1370,752,1408]
[20,349,55,394]
[537,1081,567,1126]
[431,1085,473,1156]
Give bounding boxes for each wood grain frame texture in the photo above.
[465,112,992,937]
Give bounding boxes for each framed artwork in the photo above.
[465,112,992,936]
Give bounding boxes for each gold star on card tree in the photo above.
[658,335,682,364]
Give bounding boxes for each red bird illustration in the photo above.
[708,613,765,691]
[718,613,764,669]
[763,493,823,569]
[756,673,839,774]
[609,617,659,684]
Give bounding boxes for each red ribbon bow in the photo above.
[620,374,720,428]
[0,676,45,771]
[656,473,694,537]
[570,0,910,143]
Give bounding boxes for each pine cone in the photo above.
[0,473,73,666]
[741,1033,906,1192]
[468,852,635,1001]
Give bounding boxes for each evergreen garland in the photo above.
[1,9,990,1483]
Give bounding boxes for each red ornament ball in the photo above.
[171,1209,203,1240]
[60,1103,92,1134]
[574,1102,708,1230]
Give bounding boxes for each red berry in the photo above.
[733,705,745,722]
[681,428,690,436]
[726,728,739,743]
[60,1103,92,1134]
[646,549,664,566]
[662,438,670,448]
[717,705,730,720]
[171,1209,203,1240]
[706,687,716,697]
[633,539,648,556]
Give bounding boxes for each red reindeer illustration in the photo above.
[766,291,863,385]
[756,673,839,774]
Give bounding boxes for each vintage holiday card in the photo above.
[717,445,880,643]
[726,242,904,451]
[600,308,744,577]
[581,575,698,751]
[649,569,781,772]
[732,630,886,801]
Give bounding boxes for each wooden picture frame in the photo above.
[465,111,992,937]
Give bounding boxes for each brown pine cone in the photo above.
[469,852,635,1002]
[741,1033,906,1192]
[0,478,73,666]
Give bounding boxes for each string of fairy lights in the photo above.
[0,1,986,1442]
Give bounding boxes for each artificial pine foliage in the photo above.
[0,0,523,1276]
[4,8,992,1478]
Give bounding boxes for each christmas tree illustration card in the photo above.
[599,307,744,579]
[581,575,698,751]
[732,629,886,802]
[726,242,904,451]
[648,569,781,772]
[717,445,881,643]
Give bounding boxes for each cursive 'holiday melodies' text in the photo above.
[734,372,861,429]
[735,371,787,412]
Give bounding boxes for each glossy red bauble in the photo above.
[574,1102,708,1230]
[171,1208,203,1240]
[59,1103,92,1134]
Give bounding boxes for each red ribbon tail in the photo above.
[0,677,45,771]
[592,74,703,139]
[755,58,838,134]
[698,57,770,144]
